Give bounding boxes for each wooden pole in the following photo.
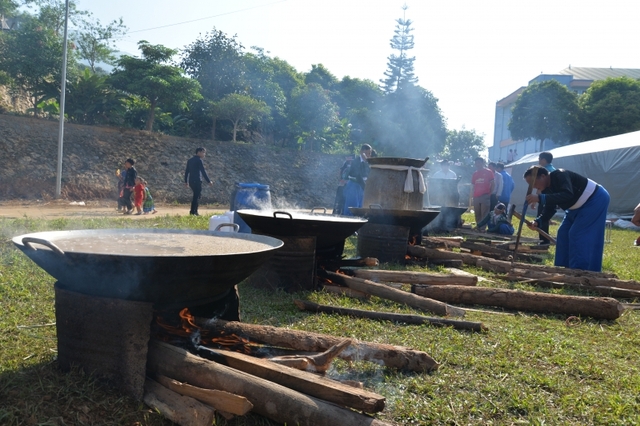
[294,299,486,332]
[511,210,556,244]
[351,269,477,286]
[411,284,625,320]
[514,166,538,255]
[194,318,440,372]
[324,270,466,318]
[148,341,393,426]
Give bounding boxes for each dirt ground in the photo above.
[0,199,230,219]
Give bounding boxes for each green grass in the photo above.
[1,213,639,425]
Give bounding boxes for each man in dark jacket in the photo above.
[122,158,137,214]
[342,144,372,216]
[524,166,610,272]
[184,147,213,216]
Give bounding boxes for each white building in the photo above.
[491,67,640,163]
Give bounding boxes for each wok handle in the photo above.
[310,207,326,214]
[214,223,240,232]
[22,237,65,256]
[369,204,383,209]
[273,211,293,219]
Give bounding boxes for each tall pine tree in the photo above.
[380,5,418,94]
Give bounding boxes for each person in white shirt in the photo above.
[488,162,503,211]
[431,160,457,179]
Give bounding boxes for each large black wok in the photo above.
[349,206,440,235]
[12,229,283,308]
[236,209,367,250]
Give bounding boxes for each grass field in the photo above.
[1,213,639,425]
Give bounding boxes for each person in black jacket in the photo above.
[121,158,137,214]
[342,144,372,216]
[184,147,213,216]
[524,166,610,272]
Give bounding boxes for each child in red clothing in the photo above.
[133,177,146,215]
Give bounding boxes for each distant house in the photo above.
[0,16,20,31]
[490,67,640,163]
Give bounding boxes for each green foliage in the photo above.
[376,85,447,157]
[288,82,339,151]
[579,76,640,141]
[110,40,202,131]
[213,93,270,142]
[0,16,65,113]
[443,127,486,162]
[380,5,418,94]
[66,68,127,125]
[72,16,127,73]
[304,63,338,90]
[24,0,88,36]
[509,80,581,150]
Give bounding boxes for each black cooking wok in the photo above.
[236,209,367,249]
[12,229,283,308]
[367,156,429,168]
[349,206,440,234]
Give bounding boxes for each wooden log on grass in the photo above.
[411,284,625,320]
[148,341,393,426]
[407,244,480,266]
[191,344,385,413]
[155,374,253,417]
[324,270,466,318]
[475,257,618,278]
[502,277,640,299]
[143,378,216,426]
[294,299,486,332]
[351,269,477,286]
[501,267,640,292]
[194,318,440,372]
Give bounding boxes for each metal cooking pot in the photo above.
[12,229,284,308]
[236,209,367,249]
[349,206,440,235]
[367,156,429,168]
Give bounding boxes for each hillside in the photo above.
[0,114,343,209]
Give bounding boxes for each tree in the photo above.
[73,16,127,73]
[376,85,447,157]
[0,16,65,115]
[380,4,418,94]
[0,0,20,17]
[304,64,338,90]
[24,0,88,36]
[288,83,339,151]
[65,68,127,125]
[509,80,581,151]
[579,76,640,141]
[110,40,202,131]
[442,128,485,163]
[212,93,269,142]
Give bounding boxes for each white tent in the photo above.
[506,130,640,217]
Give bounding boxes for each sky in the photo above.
[81,0,639,147]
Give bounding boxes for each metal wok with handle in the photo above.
[12,228,283,308]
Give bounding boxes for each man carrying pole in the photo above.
[523,166,610,272]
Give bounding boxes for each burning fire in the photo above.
[156,308,252,354]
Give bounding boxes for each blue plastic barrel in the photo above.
[231,183,272,233]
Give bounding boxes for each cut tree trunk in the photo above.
[411,284,625,320]
[191,344,385,413]
[503,277,640,299]
[294,299,486,332]
[407,244,479,266]
[474,257,618,278]
[323,284,370,299]
[143,378,216,426]
[148,341,393,426]
[155,374,253,417]
[501,267,640,291]
[460,241,544,263]
[351,269,477,286]
[324,270,466,318]
[194,318,440,372]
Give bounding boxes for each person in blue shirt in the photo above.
[496,162,514,206]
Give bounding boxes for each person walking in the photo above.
[524,165,610,272]
[471,157,494,231]
[184,147,213,216]
[342,144,372,216]
[332,155,354,215]
[121,158,137,214]
[431,160,457,179]
[488,162,503,211]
